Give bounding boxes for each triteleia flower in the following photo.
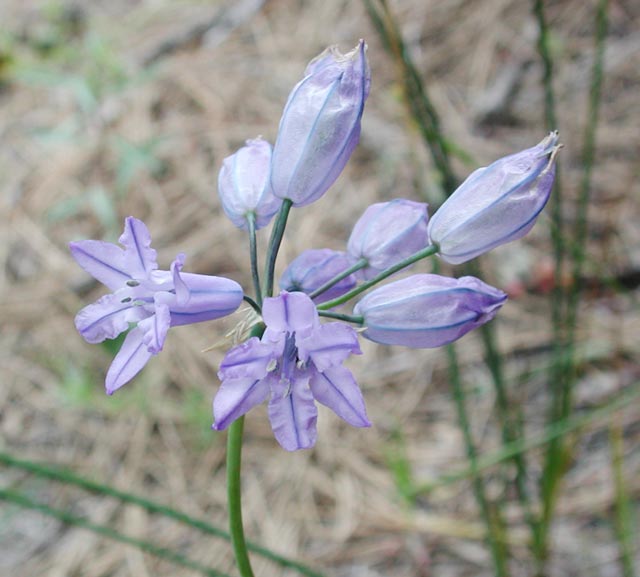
[213,291,369,451]
[347,199,429,279]
[428,132,561,264]
[218,137,282,230]
[279,249,357,304]
[354,274,507,348]
[70,217,243,394]
[271,40,371,207]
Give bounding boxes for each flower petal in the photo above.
[262,291,318,339]
[268,374,318,451]
[171,253,189,306]
[309,366,370,428]
[69,240,130,290]
[119,217,158,278]
[212,376,270,431]
[169,273,243,326]
[217,337,276,381]
[297,322,361,371]
[75,292,148,344]
[105,326,154,395]
[138,301,170,354]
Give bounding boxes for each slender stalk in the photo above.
[447,345,509,577]
[318,245,438,310]
[362,0,458,195]
[411,380,640,495]
[318,310,363,324]
[0,487,230,577]
[227,416,254,577]
[308,258,368,300]
[243,295,261,315]
[609,419,636,577]
[246,213,262,307]
[263,199,293,298]
[0,451,325,577]
[540,0,609,547]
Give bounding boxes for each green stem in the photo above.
[308,258,368,300]
[227,416,254,577]
[318,244,438,310]
[447,345,509,576]
[263,199,293,298]
[247,213,262,308]
[0,451,324,577]
[540,0,609,547]
[0,487,230,577]
[610,419,636,577]
[318,310,364,324]
[362,0,458,195]
[411,380,640,496]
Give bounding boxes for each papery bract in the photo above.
[270,40,370,207]
[354,274,507,348]
[70,217,243,394]
[428,132,561,264]
[279,249,357,304]
[347,199,429,279]
[218,137,282,230]
[213,291,369,451]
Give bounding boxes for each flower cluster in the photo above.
[70,41,560,451]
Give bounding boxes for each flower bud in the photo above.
[354,274,507,348]
[279,249,357,304]
[271,40,370,207]
[428,132,561,264]
[218,137,282,230]
[347,199,429,279]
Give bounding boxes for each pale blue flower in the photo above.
[70,217,243,394]
[213,291,369,451]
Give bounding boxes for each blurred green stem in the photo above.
[0,487,229,577]
[447,345,510,577]
[609,419,636,577]
[0,452,324,577]
[539,0,609,555]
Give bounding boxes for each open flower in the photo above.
[213,291,369,451]
[70,217,243,394]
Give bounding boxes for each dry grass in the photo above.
[1,0,639,576]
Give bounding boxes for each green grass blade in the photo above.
[0,487,230,577]
[0,452,325,577]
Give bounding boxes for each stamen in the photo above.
[126,280,140,287]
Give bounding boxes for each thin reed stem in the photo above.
[0,487,230,577]
[609,419,636,577]
[362,0,458,195]
[447,344,509,576]
[411,380,640,495]
[540,0,609,551]
[0,451,325,577]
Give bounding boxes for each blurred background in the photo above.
[1,0,638,576]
